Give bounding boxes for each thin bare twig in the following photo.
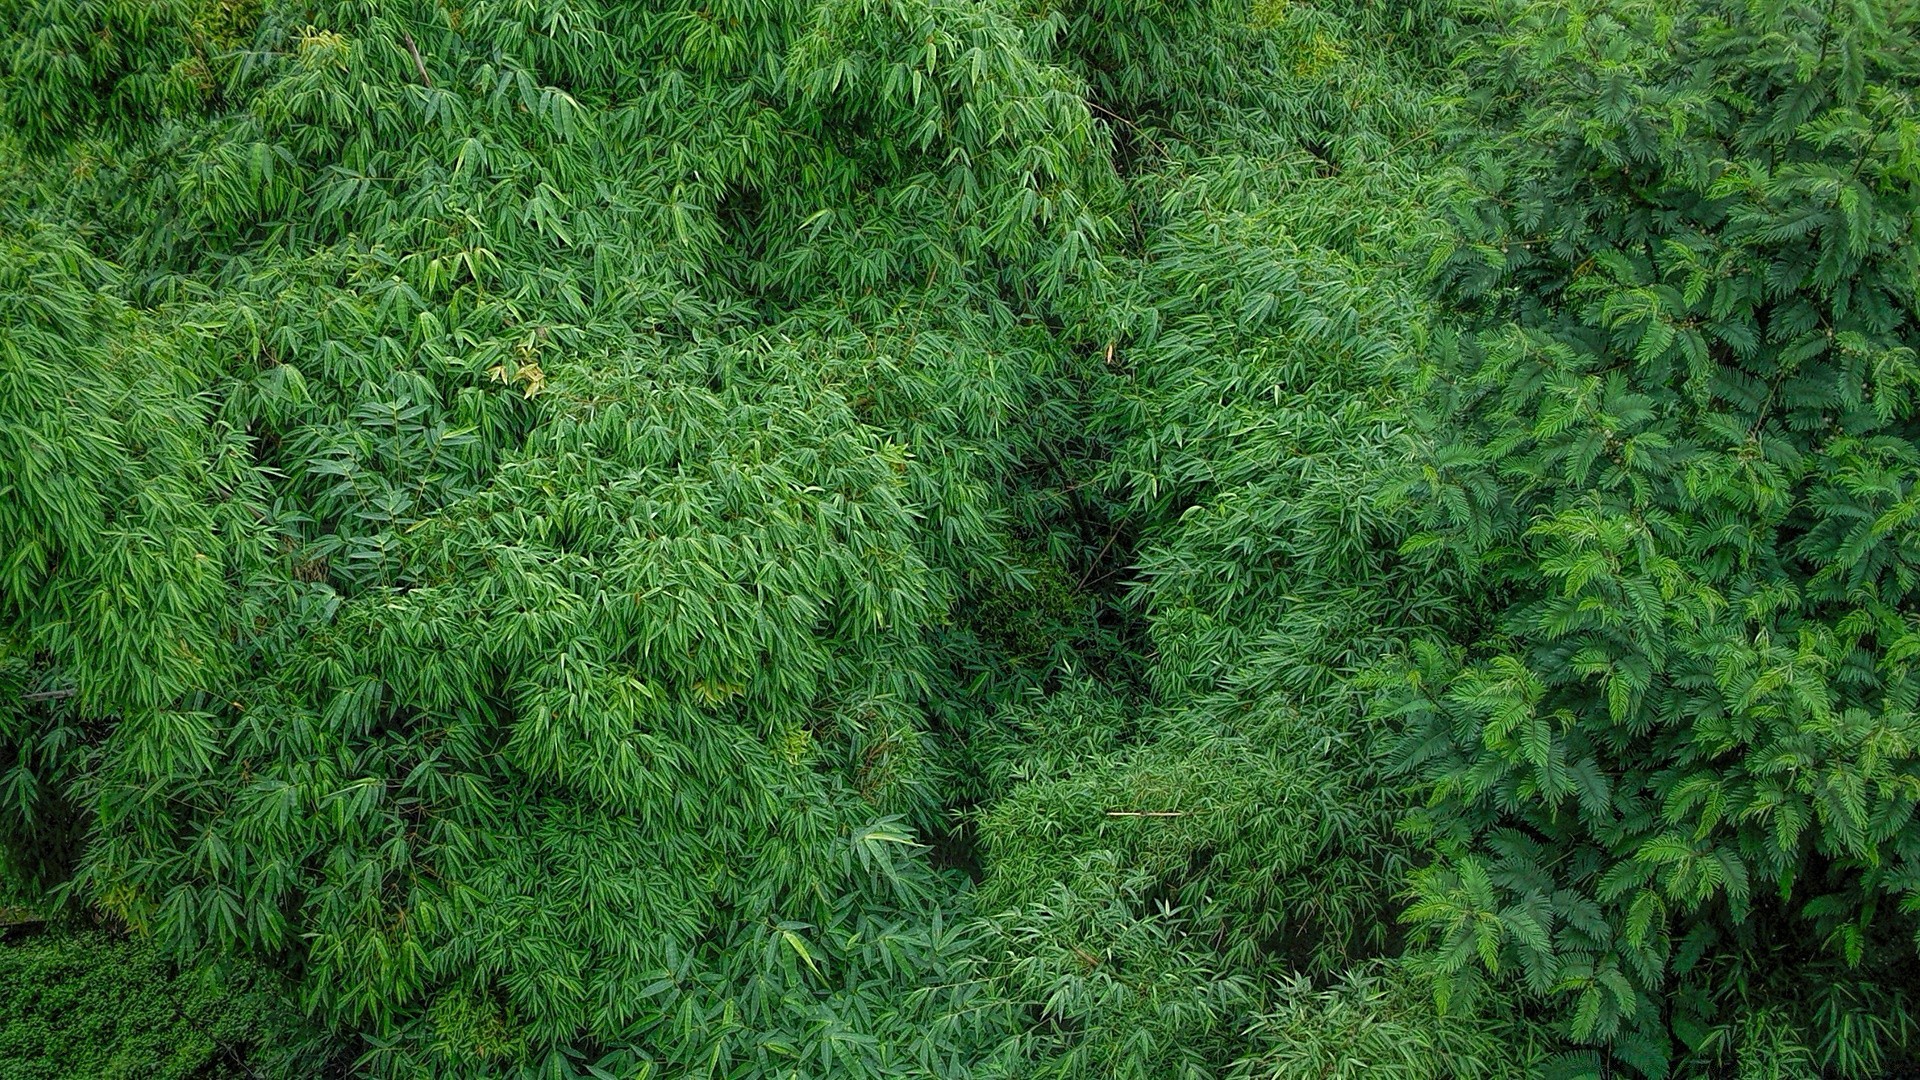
[1077,523,1125,589]
[21,687,76,702]
[1083,98,1173,162]
[401,32,433,88]
[1104,810,1187,818]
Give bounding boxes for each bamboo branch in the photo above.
[0,918,47,943]
[1104,810,1186,817]
[401,32,433,88]
[21,687,76,702]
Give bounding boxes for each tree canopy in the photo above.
[2,0,1918,1077]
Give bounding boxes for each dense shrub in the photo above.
[0,925,308,1080]
[4,0,1919,1077]
[1395,0,1920,1073]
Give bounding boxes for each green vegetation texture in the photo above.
[1,0,1917,1077]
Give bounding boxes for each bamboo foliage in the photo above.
[4,0,1920,1077]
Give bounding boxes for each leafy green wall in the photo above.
[2,0,1917,1077]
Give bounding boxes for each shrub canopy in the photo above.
[2,0,1918,1077]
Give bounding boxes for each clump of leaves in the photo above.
[0,925,314,1079]
[1392,0,1920,1074]
[11,0,1920,1076]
